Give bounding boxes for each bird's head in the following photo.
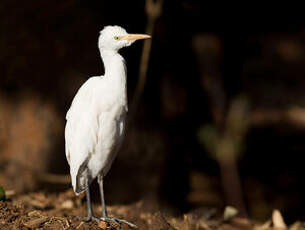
[98,25,150,52]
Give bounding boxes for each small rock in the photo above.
[5,190,15,199]
[272,209,287,229]
[61,200,74,210]
[223,206,238,221]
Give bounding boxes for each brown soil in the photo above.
[0,189,296,230]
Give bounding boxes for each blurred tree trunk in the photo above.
[193,34,248,216]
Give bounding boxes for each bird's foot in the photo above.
[99,217,138,229]
[77,215,100,222]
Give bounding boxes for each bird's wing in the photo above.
[65,77,102,192]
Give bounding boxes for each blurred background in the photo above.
[1,0,305,224]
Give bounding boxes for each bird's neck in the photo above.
[100,50,127,103]
[100,50,126,79]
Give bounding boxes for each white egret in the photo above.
[65,25,150,228]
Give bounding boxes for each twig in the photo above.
[38,173,70,184]
[76,221,84,229]
[23,216,49,228]
[251,107,305,127]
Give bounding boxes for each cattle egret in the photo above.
[65,25,150,228]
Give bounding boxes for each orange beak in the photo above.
[119,34,151,41]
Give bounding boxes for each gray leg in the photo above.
[84,180,99,222]
[97,174,138,229]
[97,174,107,218]
[86,183,94,219]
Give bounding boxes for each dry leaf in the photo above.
[27,210,42,217]
[98,220,120,230]
[29,199,51,209]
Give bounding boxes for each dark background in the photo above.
[1,0,305,223]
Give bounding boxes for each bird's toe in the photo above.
[77,215,100,223]
[99,217,137,229]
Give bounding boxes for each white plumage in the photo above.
[64,26,150,226]
[65,52,127,194]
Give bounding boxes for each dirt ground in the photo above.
[0,189,301,230]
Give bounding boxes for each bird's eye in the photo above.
[114,36,120,40]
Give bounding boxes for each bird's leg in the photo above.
[97,174,138,229]
[98,174,108,218]
[86,185,93,220]
[97,174,108,219]
[83,180,99,222]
